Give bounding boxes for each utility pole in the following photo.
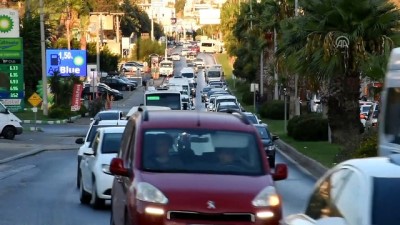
[294,0,300,115]
[273,27,279,100]
[40,0,48,115]
[90,12,108,87]
[111,12,124,43]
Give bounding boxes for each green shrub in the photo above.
[287,115,302,137]
[242,92,254,106]
[353,129,378,158]
[48,105,75,119]
[260,100,288,120]
[291,114,328,141]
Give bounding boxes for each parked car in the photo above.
[254,124,279,167]
[109,110,288,225]
[81,83,124,101]
[79,126,125,208]
[101,77,134,91]
[282,154,400,225]
[74,120,128,189]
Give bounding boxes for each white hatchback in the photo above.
[75,120,127,189]
[79,126,125,208]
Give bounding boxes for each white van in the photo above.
[178,67,196,86]
[0,101,23,139]
[206,68,223,83]
[168,77,191,96]
[159,60,174,77]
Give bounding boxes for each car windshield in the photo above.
[141,129,264,175]
[161,63,172,68]
[246,114,258,124]
[255,126,271,141]
[361,106,371,113]
[95,112,120,120]
[101,132,123,154]
[372,177,400,225]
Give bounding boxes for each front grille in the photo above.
[167,211,255,222]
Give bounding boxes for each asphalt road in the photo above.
[0,50,316,225]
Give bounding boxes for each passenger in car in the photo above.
[149,134,183,169]
[215,147,251,168]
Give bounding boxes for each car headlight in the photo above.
[101,164,110,174]
[264,145,275,151]
[136,182,168,204]
[252,186,280,207]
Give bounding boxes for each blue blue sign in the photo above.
[46,49,87,77]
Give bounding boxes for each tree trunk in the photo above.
[80,32,87,50]
[327,71,363,161]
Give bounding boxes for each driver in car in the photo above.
[216,148,250,168]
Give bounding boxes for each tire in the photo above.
[77,166,81,189]
[79,176,91,204]
[2,126,16,140]
[90,178,105,209]
[269,156,275,168]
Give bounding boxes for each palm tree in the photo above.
[278,0,400,157]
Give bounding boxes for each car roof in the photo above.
[97,110,122,114]
[218,102,237,105]
[93,120,128,126]
[337,155,400,178]
[97,126,126,133]
[216,95,236,99]
[136,111,254,131]
[127,106,171,117]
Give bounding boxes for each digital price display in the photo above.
[0,38,24,111]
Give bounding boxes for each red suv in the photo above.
[109,109,288,225]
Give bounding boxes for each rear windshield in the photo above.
[95,112,120,120]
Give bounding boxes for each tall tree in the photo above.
[278,0,400,159]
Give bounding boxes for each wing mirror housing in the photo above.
[75,138,84,144]
[109,158,130,177]
[272,135,279,141]
[272,163,288,181]
[83,149,95,156]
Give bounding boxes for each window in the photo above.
[384,88,400,144]
[91,133,100,154]
[372,177,400,225]
[101,132,123,154]
[145,93,181,110]
[0,103,6,113]
[255,126,271,141]
[330,168,362,225]
[208,71,221,78]
[141,129,264,176]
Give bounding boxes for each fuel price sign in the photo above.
[0,38,24,111]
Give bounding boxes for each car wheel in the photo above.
[77,167,81,189]
[2,126,16,140]
[79,177,91,204]
[269,156,275,168]
[90,178,105,209]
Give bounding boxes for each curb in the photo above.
[0,147,77,165]
[275,139,328,179]
[21,114,85,124]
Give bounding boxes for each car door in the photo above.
[305,166,366,225]
[82,132,100,192]
[112,119,136,225]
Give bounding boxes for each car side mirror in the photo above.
[272,163,288,181]
[83,149,95,156]
[272,135,279,141]
[90,118,94,121]
[109,158,130,177]
[75,138,84,144]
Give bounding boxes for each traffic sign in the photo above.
[28,92,42,107]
